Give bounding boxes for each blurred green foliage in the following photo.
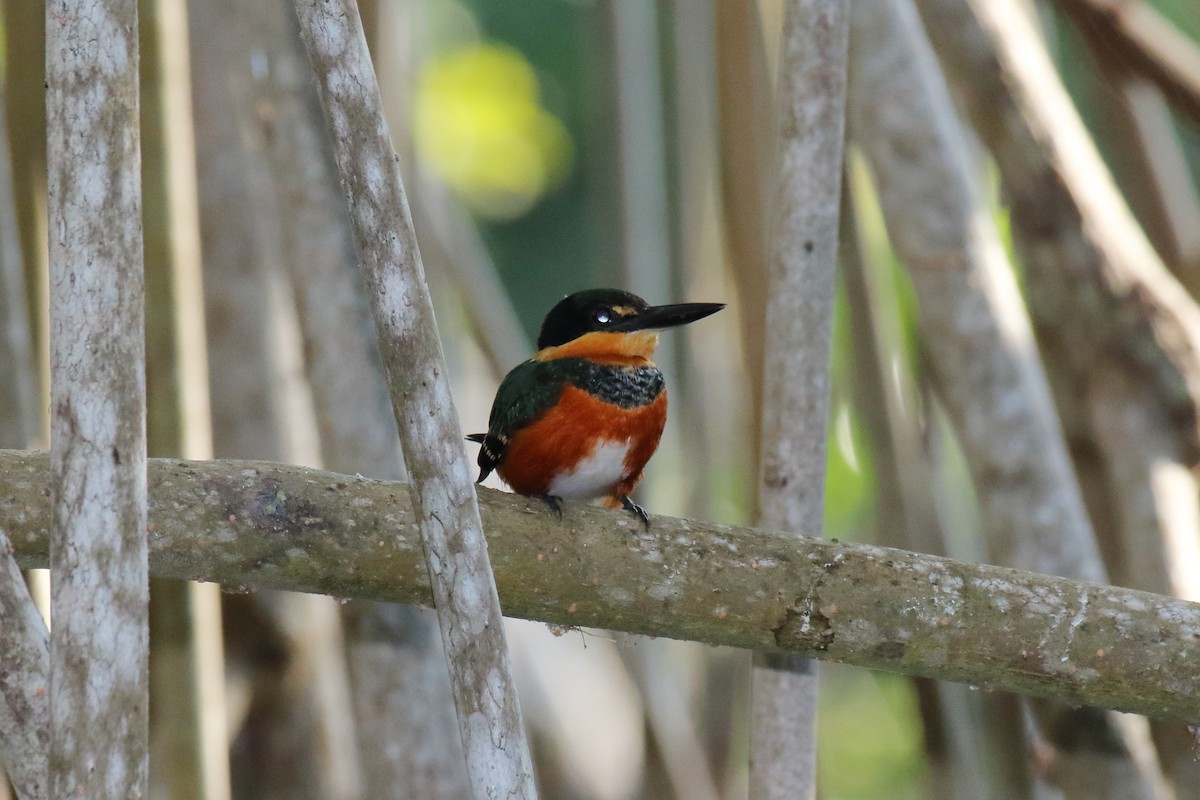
[825,283,876,543]
[415,43,574,221]
[819,667,928,800]
[427,0,622,335]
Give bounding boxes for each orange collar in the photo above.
[533,331,659,366]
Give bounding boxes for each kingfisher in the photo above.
[467,289,723,529]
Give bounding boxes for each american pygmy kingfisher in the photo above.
[467,288,723,529]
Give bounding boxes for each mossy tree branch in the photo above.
[1,450,1198,724]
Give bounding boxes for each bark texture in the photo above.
[0,534,48,800]
[45,0,149,796]
[751,3,849,799]
[1,451,1199,723]
[290,2,538,797]
[252,4,469,794]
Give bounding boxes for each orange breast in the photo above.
[498,386,668,500]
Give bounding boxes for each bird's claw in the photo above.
[535,494,564,518]
[620,496,650,531]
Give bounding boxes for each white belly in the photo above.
[548,439,630,499]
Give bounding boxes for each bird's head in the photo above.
[536,289,724,352]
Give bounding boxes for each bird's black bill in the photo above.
[609,302,724,332]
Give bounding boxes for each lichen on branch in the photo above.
[1,450,1198,723]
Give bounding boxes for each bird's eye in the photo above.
[594,307,612,325]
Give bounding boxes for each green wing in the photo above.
[471,359,570,482]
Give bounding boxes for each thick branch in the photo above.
[1,450,1198,723]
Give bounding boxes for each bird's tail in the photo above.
[464,433,493,483]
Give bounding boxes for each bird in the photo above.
[467,288,723,529]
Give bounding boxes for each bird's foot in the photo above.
[619,496,650,531]
[534,494,564,518]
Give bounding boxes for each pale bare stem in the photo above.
[716,0,775,480]
[751,3,848,799]
[1090,67,1200,284]
[140,0,228,795]
[0,451,1197,723]
[0,531,48,800]
[371,0,530,380]
[187,0,288,462]
[666,0,725,520]
[289,3,538,798]
[4,1,47,434]
[188,1,361,795]
[46,0,148,797]
[247,3,470,795]
[842,180,1032,800]
[1050,0,1200,131]
[0,86,37,451]
[848,1,1170,797]
[0,84,45,800]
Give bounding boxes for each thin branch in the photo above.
[290,3,537,798]
[0,82,45,800]
[1051,0,1200,131]
[1092,68,1200,283]
[716,0,775,488]
[46,0,148,796]
[140,0,228,795]
[751,2,849,799]
[0,451,1195,724]
[0,84,37,451]
[0,531,48,800]
[759,0,849,536]
[249,3,470,794]
[842,173,1030,800]
[848,0,1102,597]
